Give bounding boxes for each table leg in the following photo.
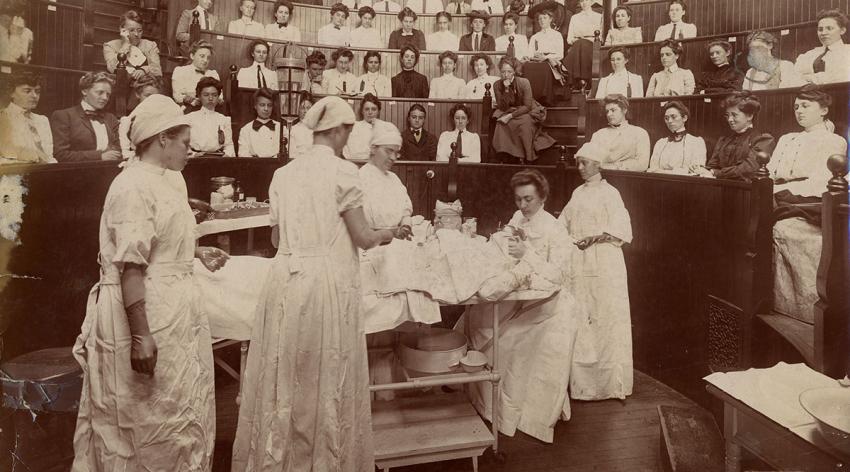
[246,228,255,253]
[723,403,742,472]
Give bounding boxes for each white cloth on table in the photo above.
[772,218,821,324]
[595,70,644,99]
[426,31,460,51]
[794,41,850,85]
[495,34,530,60]
[317,23,351,46]
[648,133,706,174]
[350,26,384,49]
[195,256,271,341]
[185,108,235,156]
[430,74,466,99]
[236,62,279,90]
[238,119,281,157]
[228,18,265,37]
[72,161,214,471]
[437,129,482,162]
[560,178,633,401]
[283,121,313,158]
[264,23,301,42]
[768,128,847,197]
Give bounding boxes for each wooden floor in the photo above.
[212,369,702,471]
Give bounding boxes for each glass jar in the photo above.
[210,176,235,205]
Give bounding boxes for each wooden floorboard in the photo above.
[212,370,701,472]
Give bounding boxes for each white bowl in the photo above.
[460,350,488,373]
[799,387,850,455]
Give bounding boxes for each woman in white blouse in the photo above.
[595,46,644,99]
[495,12,530,60]
[464,53,500,105]
[604,5,642,45]
[284,91,314,159]
[768,85,848,197]
[322,47,359,95]
[646,39,695,97]
[648,101,706,174]
[654,0,696,41]
[437,103,481,162]
[430,51,466,99]
[743,30,803,91]
[228,0,265,37]
[527,7,565,104]
[344,93,385,159]
[350,6,385,48]
[426,11,460,51]
[265,0,301,42]
[357,51,392,96]
[236,39,279,90]
[564,0,602,91]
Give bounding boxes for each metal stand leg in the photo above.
[472,455,479,472]
[236,341,249,405]
[491,303,500,455]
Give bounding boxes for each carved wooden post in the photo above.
[114,52,129,117]
[590,29,602,96]
[754,150,771,180]
[826,153,849,193]
[448,142,459,202]
[190,10,201,45]
[483,81,493,138]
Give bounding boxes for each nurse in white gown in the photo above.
[464,169,580,443]
[559,142,634,401]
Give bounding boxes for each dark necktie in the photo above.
[85,110,104,123]
[202,10,209,30]
[669,23,677,40]
[626,73,632,98]
[334,25,341,30]
[360,79,366,92]
[454,130,463,158]
[668,130,686,142]
[253,119,275,131]
[474,33,480,51]
[195,69,206,74]
[812,46,828,73]
[354,0,359,9]
[507,36,515,58]
[455,2,461,14]
[413,129,421,142]
[278,22,288,28]
[385,1,389,11]
[256,65,267,88]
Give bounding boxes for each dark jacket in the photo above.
[706,127,775,181]
[50,104,120,162]
[459,32,496,51]
[388,29,426,51]
[401,128,438,161]
[696,63,744,94]
[391,70,430,98]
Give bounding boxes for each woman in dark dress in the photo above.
[696,40,744,94]
[391,45,429,98]
[492,57,553,163]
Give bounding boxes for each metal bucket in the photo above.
[397,328,468,374]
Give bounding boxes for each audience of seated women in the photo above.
[341,0,372,10]
[595,47,644,99]
[427,11,460,51]
[464,53,500,104]
[345,93,385,159]
[265,1,301,42]
[437,103,481,162]
[446,0,472,15]
[430,51,467,99]
[172,40,221,110]
[318,3,351,46]
[795,9,850,85]
[696,40,744,94]
[392,45,430,98]
[406,0,445,14]
[0,72,55,164]
[743,30,804,91]
[470,0,504,15]
[460,10,496,51]
[237,39,278,90]
[228,0,264,36]
[119,75,162,160]
[176,0,220,56]
[565,0,602,91]
[50,72,121,162]
[373,0,402,13]
[647,101,706,175]
[357,51,392,96]
[646,39,695,97]
[492,57,549,162]
[400,104,438,160]
[238,88,281,158]
[301,51,328,94]
[654,0,696,41]
[588,94,650,171]
[323,47,358,95]
[495,12,530,61]
[185,77,235,157]
[604,5,642,46]
[695,92,775,180]
[103,11,162,88]
[768,85,848,197]
[388,8,427,50]
[526,7,565,104]
[350,6,384,48]
[284,91,314,158]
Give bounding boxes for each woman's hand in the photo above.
[130,333,157,376]
[197,246,230,272]
[533,52,545,62]
[497,113,513,124]
[507,237,527,258]
[575,234,612,250]
[690,165,715,178]
[130,69,146,80]
[394,224,413,240]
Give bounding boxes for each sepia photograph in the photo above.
[0,0,848,470]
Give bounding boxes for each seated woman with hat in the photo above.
[460,10,496,51]
[525,5,566,105]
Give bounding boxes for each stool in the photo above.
[1,347,82,472]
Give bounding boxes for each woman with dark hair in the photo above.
[595,47,644,98]
[654,0,696,40]
[493,56,553,162]
[463,53,499,104]
[345,93,386,159]
[388,7,426,50]
[400,104,438,160]
[228,0,265,36]
[647,100,706,174]
[73,94,225,471]
[795,9,850,85]
[51,71,121,162]
[350,6,384,48]
[171,40,220,109]
[430,51,466,99]
[427,11,460,51]
[236,39,278,89]
[768,85,847,197]
[646,39,695,96]
[588,94,650,171]
[564,0,603,91]
[0,71,54,164]
[318,3,351,46]
[301,50,327,94]
[743,30,803,91]
[357,51,392,96]
[103,10,162,85]
[391,45,429,98]
[696,40,744,94]
[495,12,530,60]
[604,5,642,45]
[265,0,301,42]
[284,91,315,158]
[695,92,775,180]
[437,103,481,162]
[322,47,358,95]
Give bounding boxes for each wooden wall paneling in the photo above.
[24,0,86,69]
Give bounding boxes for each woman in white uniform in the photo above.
[560,141,634,401]
[232,96,405,471]
[72,95,228,471]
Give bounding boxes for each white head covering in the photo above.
[128,94,190,146]
[574,142,605,163]
[302,96,356,132]
[370,120,402,147]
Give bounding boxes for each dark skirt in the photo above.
[492,114,536,161]
[523,62,557,106]
[564,38,593,81]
